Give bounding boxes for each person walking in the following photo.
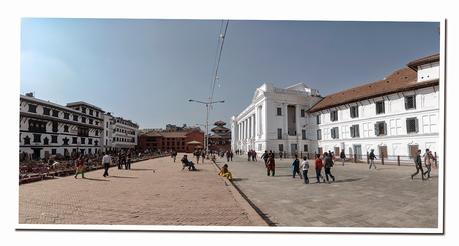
[226,151,230,162]
[74,155,85,179]
[196,150,201,164]
[102,152,112,177]
[229,151,233,161]
[340,149,346,166]
[369,149,377,170]
[411,149,426,180]
[291,154,303,179]
[261,150,269,165]
[315,154,325,183]
[126,155,132,170]
[247,150,252,162]
[171,150,176,162]
[266,155,275,176]
[301,156,309,184]
[423,150,436,179]
[324,153,336,183]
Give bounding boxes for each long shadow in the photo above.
[108,175,138,179]
[332,178,363,183]
[130,168,155,171]
[83,177,110,182]
[231,178,248,182]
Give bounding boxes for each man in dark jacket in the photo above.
[324,152,335,183]
[369,149,377,169]
[340,149,346,166]
[411,150,426,180]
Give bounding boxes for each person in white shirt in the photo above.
[300,156,309,184]
[102,152,112,177]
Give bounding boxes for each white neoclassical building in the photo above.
[231,53,441,162]
[308,54,440,161]
[231,83,322,155]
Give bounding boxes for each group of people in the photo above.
[289,153,336,184]
[225,150,234,162]
[411,148,436,180]
[247,149,257,161]
[193,149,206,164]
[261,150,276,176]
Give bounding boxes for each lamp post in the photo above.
[188,99,225,153]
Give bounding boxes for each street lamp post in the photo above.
[188,99,225,153]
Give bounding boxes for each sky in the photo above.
[20,19,440,129]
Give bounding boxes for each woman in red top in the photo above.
[315,154,325,183]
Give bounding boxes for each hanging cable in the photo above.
[209,20,229,107]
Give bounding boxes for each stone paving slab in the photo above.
[215,156,439,228]
[19,155,264,226]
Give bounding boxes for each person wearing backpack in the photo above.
[324,152,335,183]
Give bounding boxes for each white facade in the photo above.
[19,95,104,160]
[231,83,322,155]
[105,115,139,150]
[314,61,440,161]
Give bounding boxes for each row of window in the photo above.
[27,104,100,126]
[276,107,307,117]
[317,117,419,140]
[114,127,136,135]
[27,120,99,136]
[278,144,309,152]
[113,137,135,143]
[115,119,138,128]
[317,95,417,124]
[276,128,309,140]
[73,106,100,117]
[23,135,99,146]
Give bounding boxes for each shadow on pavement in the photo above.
[109,175,138,179]
[332,178,363,183]
[83,177,110,182]
[130,168,155,171]
[231,178,248,182]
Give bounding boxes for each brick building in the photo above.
[138,129,204,153]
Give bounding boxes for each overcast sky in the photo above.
[20,19,439,129]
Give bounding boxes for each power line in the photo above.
[209,20,229,108]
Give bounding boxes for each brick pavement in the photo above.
[19,155,265,226]
[215,155,439,228]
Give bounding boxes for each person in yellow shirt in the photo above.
[218,164,233,180]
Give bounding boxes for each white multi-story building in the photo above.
[103,113,139,150]
[308,54,440,160]
[231,83,322,155]
[20,95,104,160]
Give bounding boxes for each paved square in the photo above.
[19,155,264,226]
[217,156,438,228]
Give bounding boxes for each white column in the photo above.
[253,114,256,139]
[283,104,288,138]
[248,116,252,139]
[296,104,301,137]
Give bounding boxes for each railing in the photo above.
[257,151,439,167]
